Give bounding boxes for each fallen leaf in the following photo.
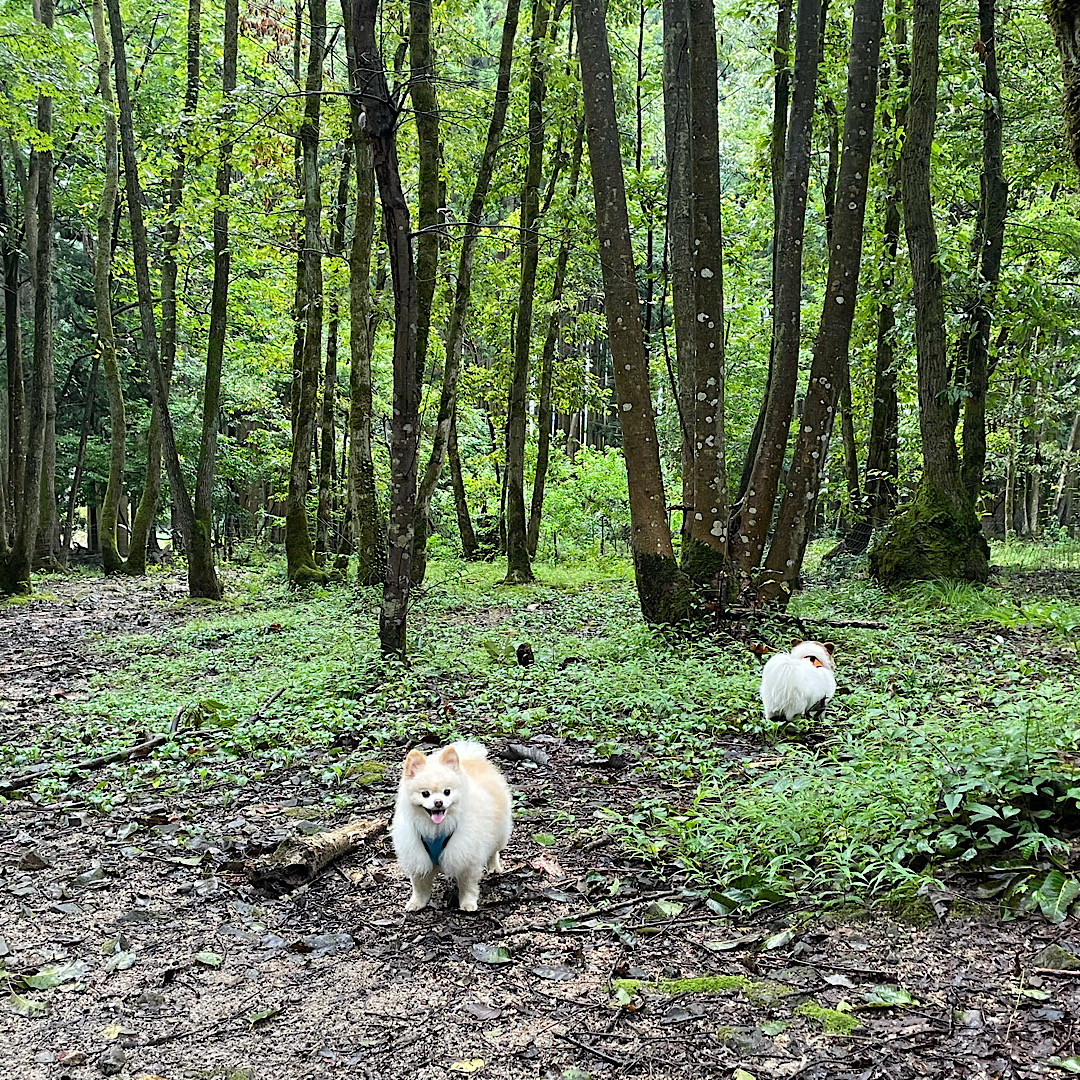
[450,1060,485,1074]
[471,944,512,965]
[856,984,918,1009]
[7,991,47,1017]
[193,951,223,968]
[463,1001,503,1021]
[246,1005,282,1027]
[530,964,575,981]
[764,928,796,950]
[531,854,564,878]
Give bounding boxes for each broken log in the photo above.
[246,818,384,896]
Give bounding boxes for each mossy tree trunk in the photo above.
[869,0,989,587]
[348,0,421,657]
[412,0,521,584]
[341,21,385,587]
[576,0,693,624]
[286,0,329,587]
[1048,0,1080,179]
[0,0,52,595]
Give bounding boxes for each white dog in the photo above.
[391,741,512,912]
[759,639,836,721]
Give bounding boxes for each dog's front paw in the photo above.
[405,895,429,911]
[458,897,478,912]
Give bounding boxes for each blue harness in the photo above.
[421,831,454,865]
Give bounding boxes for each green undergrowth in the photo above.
[3,548,1080,918]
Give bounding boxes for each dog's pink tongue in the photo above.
[430,812,445,824]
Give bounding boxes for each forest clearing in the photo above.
[1,546,1079,1079]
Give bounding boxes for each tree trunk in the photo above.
[106,0,200,584]
[317,148,352,565]
[733,0,821,575]
[61,349,99,563]
[760,0,883,602]
[959,0,1006,502]
[342,16,385,588]
[869,0,989,586]
[449,408,478,558]
[1047,0,1080,179]
[682,0,730,586]
[662,0,695,538]
[1053,410,1080,526]
[0,146,22,543]
[575,0,692,623]
[505,0,552,585]
[0,0,53,595]
[528,119,584,559]
[411,0,522,584]
[348,0,420,658]
[286,0,329,586]
[189,0,237,601]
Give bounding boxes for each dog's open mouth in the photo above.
[427,808,446,825]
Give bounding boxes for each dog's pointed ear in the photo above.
[402,749,426,778]
[790,638,802,649]
[823,641,835,655]
[438,746,461,771]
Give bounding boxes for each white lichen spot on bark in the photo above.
[700,267,714,278]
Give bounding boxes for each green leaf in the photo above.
[7,991,47,1017]
[193,951,223,967]
[1046,1056,1080,1074]
[246,1005,282,1027]
[856,984,918,1009]
[533,833,557,846]
[1037,871,1080,924]
[764,928,796,950]
[470,943,512,965]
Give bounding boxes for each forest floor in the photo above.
[1,556,1079,1080]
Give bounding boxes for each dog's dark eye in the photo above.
[421,790,430,798]
[443,789,450,796]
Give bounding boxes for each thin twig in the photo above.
[554,1031,629,1067]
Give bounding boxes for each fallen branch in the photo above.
[718,608,888,630]
[247,686,285,724]
[0,711,184,796]
[247,818,385,896]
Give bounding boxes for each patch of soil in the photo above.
[1,576,1078,1080]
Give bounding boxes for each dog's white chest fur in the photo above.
[759,642,836,721]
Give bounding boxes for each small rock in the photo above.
[98,1044,126,1075]
[58,1050,87,1066]
[1030,944,1080,971]
[19,850,50,871]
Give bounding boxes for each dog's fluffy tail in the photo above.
[450,740,490,760]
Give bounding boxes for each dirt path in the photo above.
[1,578,1077,1080]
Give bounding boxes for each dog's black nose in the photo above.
[433,799,443,809]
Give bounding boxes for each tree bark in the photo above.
[959,0,1006,502]
[868,0,989,586]
[412,0,522,583]
[0,145,22,543]
[61,350,99,563]
[505,0,552,584]
[348,0,420,658]
[528,118,584,559]
[449,408,479,557]
[682,0,730,586]
[760,0,883,601]
[189,0,237,600]
[1047,0,1080,179]
[575,0,692,623]
[732,0,821,575]
[662,0,695,538]
[286,0,329,585]
[1052,410,1080,527]
[342,12,385,587]
[0,0,53,595]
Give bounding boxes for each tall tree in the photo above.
[1047,0,1080,178]
[681,0,729,586]
[868,0,989,585]
[959,0,1006,500]
[343,8,384,586]
[760,0,884,601]
[505,0,552,584]
[0,0,53,595]
[1,139,25,550]
[576,0,692,623]
[411,0,522,585]
[285,0,329,585]
[731,0,821,576]
[348,0,421,657]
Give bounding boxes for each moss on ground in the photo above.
[798,1001,860,1035]
[612,974,789,1006]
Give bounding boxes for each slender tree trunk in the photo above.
[317,148,351,565]
[343,13,385,586]
[505,0,552,584]
[448,409,479,557]
[869,0,989,585]
[576,0,692,623]
[733,0,821,575]
[88,0,126,576]
[60,350,99,563]
[410,0,439,393]
[107,0,201,584]
[188,0,237,600]
[349,0,420,657]
[662,0,695,538]
[1053,410,1080,527]
[1047,0,1080,180]
[959,0,1006,501]
[411,0,522,583]
[528,119,585,559]
[760,0,883,601]
[0,147,22,541]
[0,0,53,594]
[286,0,329,585]
[682,0,729,586]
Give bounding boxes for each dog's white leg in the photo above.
[405,868,436,911]
[487,849,504,874]
[457,871,481,911]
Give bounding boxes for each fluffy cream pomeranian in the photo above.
[391,741,512,912]
[758,639,836,722]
